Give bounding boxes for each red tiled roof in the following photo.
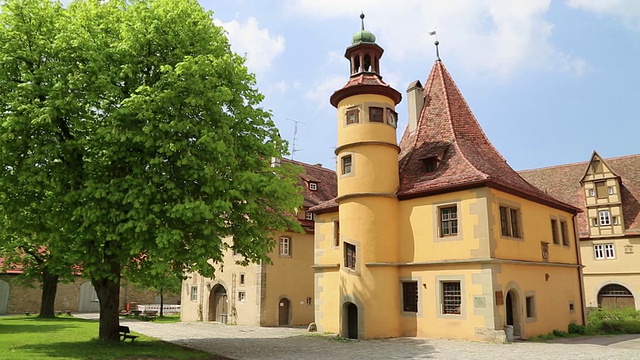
[0,258,23,274]
[282,159,336,210]
[397,61,577,213]
[330,72,401,107]
[519,154,640,238]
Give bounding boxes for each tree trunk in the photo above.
[38,269,59,318]
[92,262,121,342]
[160,287,164,317]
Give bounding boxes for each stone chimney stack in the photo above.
[406,80,424,133]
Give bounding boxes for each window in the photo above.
[306,297,312,305]
[387,109,398,128]
[589,189,595,197]
[346,108,359,124]
[402,282,418,312]
[551,219,559,245]
[423,157,438,173]
[344,242,356,270]
[608,187,614,195]
[500,206,521,238]
[309,182,318,191]
[333,221,340,247]
[238,291,246,302]
[442,282,461,314]
[190,286,198,301]
[526,296,535,318]
[305,211,313,221]
[599,210,611,226]
[594,243,615,259]
[440,206,458,237]
[596,181,607,199]
[279,237,291,256]
[560,221,570,246]
[369,107,384,122]
[239,274,245,285]
[341,155,352,175]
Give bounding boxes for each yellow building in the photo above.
[181,159,336,326]
[311,17,585,342]
[520,152,640,311]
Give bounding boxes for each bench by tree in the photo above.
[119,326,139,342]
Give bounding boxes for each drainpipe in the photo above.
[573,214,587,326]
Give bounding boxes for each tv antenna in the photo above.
[286,118,306,160]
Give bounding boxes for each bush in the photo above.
[600,320,640,334]
[588,308,640,331]
[552,329,568,337]
[568,323,586,335]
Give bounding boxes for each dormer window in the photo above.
[305,211,314,221]
[309,182,318,191]
[422,156,439,173]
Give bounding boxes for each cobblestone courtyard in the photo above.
[110,316,640,360]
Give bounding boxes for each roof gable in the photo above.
[581,151,619,183]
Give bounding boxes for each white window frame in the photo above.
[190,286,198,301]
[594,243,615,259]
[305,211,313,221]
[599,210,611,226]
[309,182,317,191]
[238,291,246,302]
[279,236,291,257]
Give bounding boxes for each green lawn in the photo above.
[0,315,220,360]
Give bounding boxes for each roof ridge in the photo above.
[519,153,640,173]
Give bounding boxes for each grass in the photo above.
[0,315,222,360]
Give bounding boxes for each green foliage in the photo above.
[568,322,586,335]
[599,320,640,334]
[0,0,301,325]
[552,329,568,337]
[587,307,640,330]
[0,316,211,359]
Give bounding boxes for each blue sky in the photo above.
[208,1,640,171]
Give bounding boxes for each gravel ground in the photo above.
[80,314,640,360]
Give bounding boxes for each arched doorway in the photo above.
[78,282,100,312]
[0,280,9,315]
[505,290,521,337]
[208,285,227,322]
[342,302,358,339]
[598,284,635,309]
[278,298,290,326]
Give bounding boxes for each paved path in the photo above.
[78,314,640,359]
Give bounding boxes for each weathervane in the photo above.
[429,29,440,61]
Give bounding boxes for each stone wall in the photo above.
[0,274,179,315]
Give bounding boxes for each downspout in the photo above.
[573,214,587,326]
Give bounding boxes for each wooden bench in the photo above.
[119,325,139,342]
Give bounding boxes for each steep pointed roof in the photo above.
[398,61,577,213]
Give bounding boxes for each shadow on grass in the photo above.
[15,338,215,360]
[0,317,86,334]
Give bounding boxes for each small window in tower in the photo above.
[344,242,356,270]
[346,108,359,125]
[309,182,318,191]
[341,155,352,175]
[387,109,398,128]
[369,107,384,123]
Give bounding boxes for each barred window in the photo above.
[442,282,461,315]
[402,282,418,313]
[344,242,356,270]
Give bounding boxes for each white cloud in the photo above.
[567,0,640,31]
[214,17,285,78]
[288,0,588,80]
[304,75,346,108]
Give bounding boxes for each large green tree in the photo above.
[0,0,302,341]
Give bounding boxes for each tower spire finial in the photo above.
[435,40,441,61]
[360,12,365,31]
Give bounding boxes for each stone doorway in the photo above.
[278,298,290,326]
[209,285,228,323]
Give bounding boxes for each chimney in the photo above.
[406,80,424,133]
